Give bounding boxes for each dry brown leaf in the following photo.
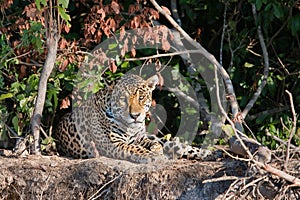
[109,18,116,31]
[131,48,136,57]
[111,1,120,14]
[64,25,70,33]
[161,39,170,51]
[109,60,117,73]
[60,59,69,71]
[161,6,171,15]
[19,65,27,80]
[60,97,70,109]
[131,16,140,28]
[128,4,136,14]
[156,73,164,90]
[60,38,67,49]
[119,26,125,40]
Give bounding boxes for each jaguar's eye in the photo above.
[139,96,144,101]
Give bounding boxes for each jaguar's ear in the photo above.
[146,75,159,91]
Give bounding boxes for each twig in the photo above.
[284,90,297,169]
[247,106,289,121]
[214,62,254,161]
[271,44,290,75]
[90,141,100,158]
[31,2,60,155]
[203,175,239,183]
[280,117,290,132]
[6,51,32,62]
[227,30,245,73]
[88,175,121,200]
[18,61,43,67]
[123,49,203,61]
[75,50,94,57]
[222,177,251,200]
[168,87,199,109]
[242,4,269,119]
[265,129,296,149]
[216,145,251,162]
[220,2,228,65]
[241,176,267,191]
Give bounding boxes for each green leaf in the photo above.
[276,75,284,81]
[256,114,267,124]
[121,61,129,69]
[267,76,276,97]
[56,73,65,79]
[290,14,300,36]
[35,0,47,10]
[269,124,276,133]
[256,0,262,10]
[108,43,118,50]
[59,0,69,8]
[222,124,234,136]
[163,134,172,141]
[273,4,283,19]
[0,93,13,101]
[58,6,71,23]
[36,0,41,10]
[12,116,18,134]
[244,62,254,68]
[228,20,237,31]
[265,3,272,11]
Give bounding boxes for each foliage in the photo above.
[0,0,299,151]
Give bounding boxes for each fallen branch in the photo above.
[262,163,300,185]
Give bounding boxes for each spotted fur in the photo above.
[55,74,211,163]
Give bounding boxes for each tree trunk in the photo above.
[31,21,59,154]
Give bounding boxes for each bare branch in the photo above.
[241,4,270,119]
[284,90,298,169]
[213,57,254,161]
[150,0,241,123]
[220,2,228,65]
[123,50,206,61]
[247,106,289,121]
[262,163,300,185]
[265,129,296,149]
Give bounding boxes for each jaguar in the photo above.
[54,74,212,163]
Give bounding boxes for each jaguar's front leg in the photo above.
[109,133,165,163]
[133,134,163,154]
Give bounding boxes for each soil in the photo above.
[0,151,299,199]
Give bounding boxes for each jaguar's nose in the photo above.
[129,112,141,120]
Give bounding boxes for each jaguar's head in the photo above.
[110,74,158,125]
